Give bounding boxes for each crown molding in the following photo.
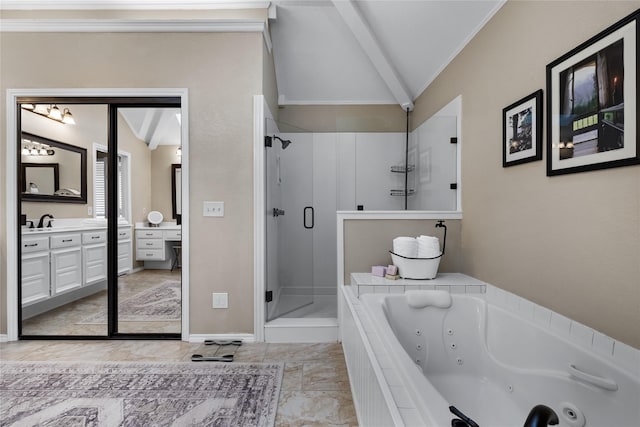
[0,18,272,49]
[1,18,266,32]
[0,0,271,10]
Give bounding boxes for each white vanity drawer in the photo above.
[137,229,163,239]
[50,233,82,249]
[164,230,181,240]
[22,236,49,253]
[82,231,107,244]
[137,238,163,249]
[118,228,132,240]
[136,248,164,260]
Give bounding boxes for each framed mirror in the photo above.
[171,163,181,219]
[20,132,87,203]
[22,163,60,195]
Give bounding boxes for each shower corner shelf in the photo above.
[390,189,415,196]
[390,164,415,173]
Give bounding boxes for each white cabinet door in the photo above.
[83,244,107,285]
[21,251,50,305]
[117,240,132,275]
[51,247,82,295]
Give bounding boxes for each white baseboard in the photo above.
[265,318,339,343]
[188,333,255,343]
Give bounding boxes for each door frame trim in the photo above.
[252,95,266,342]
[5,88,190,341]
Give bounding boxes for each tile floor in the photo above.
[0,340,358,426]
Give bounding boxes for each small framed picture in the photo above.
[546,10,639,176]
[503,89,543,167]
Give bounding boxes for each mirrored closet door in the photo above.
[18,98,182,339]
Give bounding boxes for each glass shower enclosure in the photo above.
[265,123,315,321]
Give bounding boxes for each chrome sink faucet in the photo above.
[37,214,54,228]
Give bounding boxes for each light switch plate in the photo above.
[203,201,224,217]
[212,293,228,309]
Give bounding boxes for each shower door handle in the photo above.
[303,206,314,229]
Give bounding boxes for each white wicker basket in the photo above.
[390,251,442,280]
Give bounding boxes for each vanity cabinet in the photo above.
[50,233,83,296]
[135,229,165,261]
[82,231,107,285]
[134,226,181,269]
[21,236,50,306]
[117,227,132,275]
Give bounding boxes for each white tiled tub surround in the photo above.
[341,273,640,427]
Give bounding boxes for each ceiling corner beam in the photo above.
[331,0,413,111]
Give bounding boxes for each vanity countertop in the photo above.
[21,223,131,235]
[135,222,181,230]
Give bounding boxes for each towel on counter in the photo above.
[393,237,418,258]
[417,235,441,258]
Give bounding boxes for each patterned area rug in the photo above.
[79,281,181,324]
[0,361,283,426]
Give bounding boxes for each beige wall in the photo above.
[277,104,407,132]
[344,219,462,284]
[412,2,639,348]
[1,30,264,335]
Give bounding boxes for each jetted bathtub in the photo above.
[344,289,640,427]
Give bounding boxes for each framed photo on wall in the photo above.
[502,89,543,167]
[546,10,639,176]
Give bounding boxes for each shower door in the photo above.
[265,130,314,320]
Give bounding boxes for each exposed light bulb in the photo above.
[62,108,75,125]
[48,105,62,121]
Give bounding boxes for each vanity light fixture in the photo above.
[21,103,76,125]
[22,139,55,156]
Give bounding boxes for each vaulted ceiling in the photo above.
[270,0,504,109]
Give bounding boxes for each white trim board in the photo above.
[188,333,256,343]
[0,1,270,10]
[1,18,265,32]
[5,87,190,341]
[0,19,272,52]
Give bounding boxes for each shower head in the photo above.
[273,135,292,150]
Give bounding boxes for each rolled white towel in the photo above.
[406,290,452,309]
[393,237,418,258]
[417,235,440,258]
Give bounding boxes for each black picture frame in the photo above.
[503,89,543,167]
[546,10,639,176]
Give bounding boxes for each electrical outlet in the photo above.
[203,201,224,217]
[212,293,228,309]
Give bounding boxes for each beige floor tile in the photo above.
[264,343,344,362]
[302,360,350,391]
[282,362,304,391]
[233,342,268,362]
[275,390,358,427]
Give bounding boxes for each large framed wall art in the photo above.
[546,10,639,176]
